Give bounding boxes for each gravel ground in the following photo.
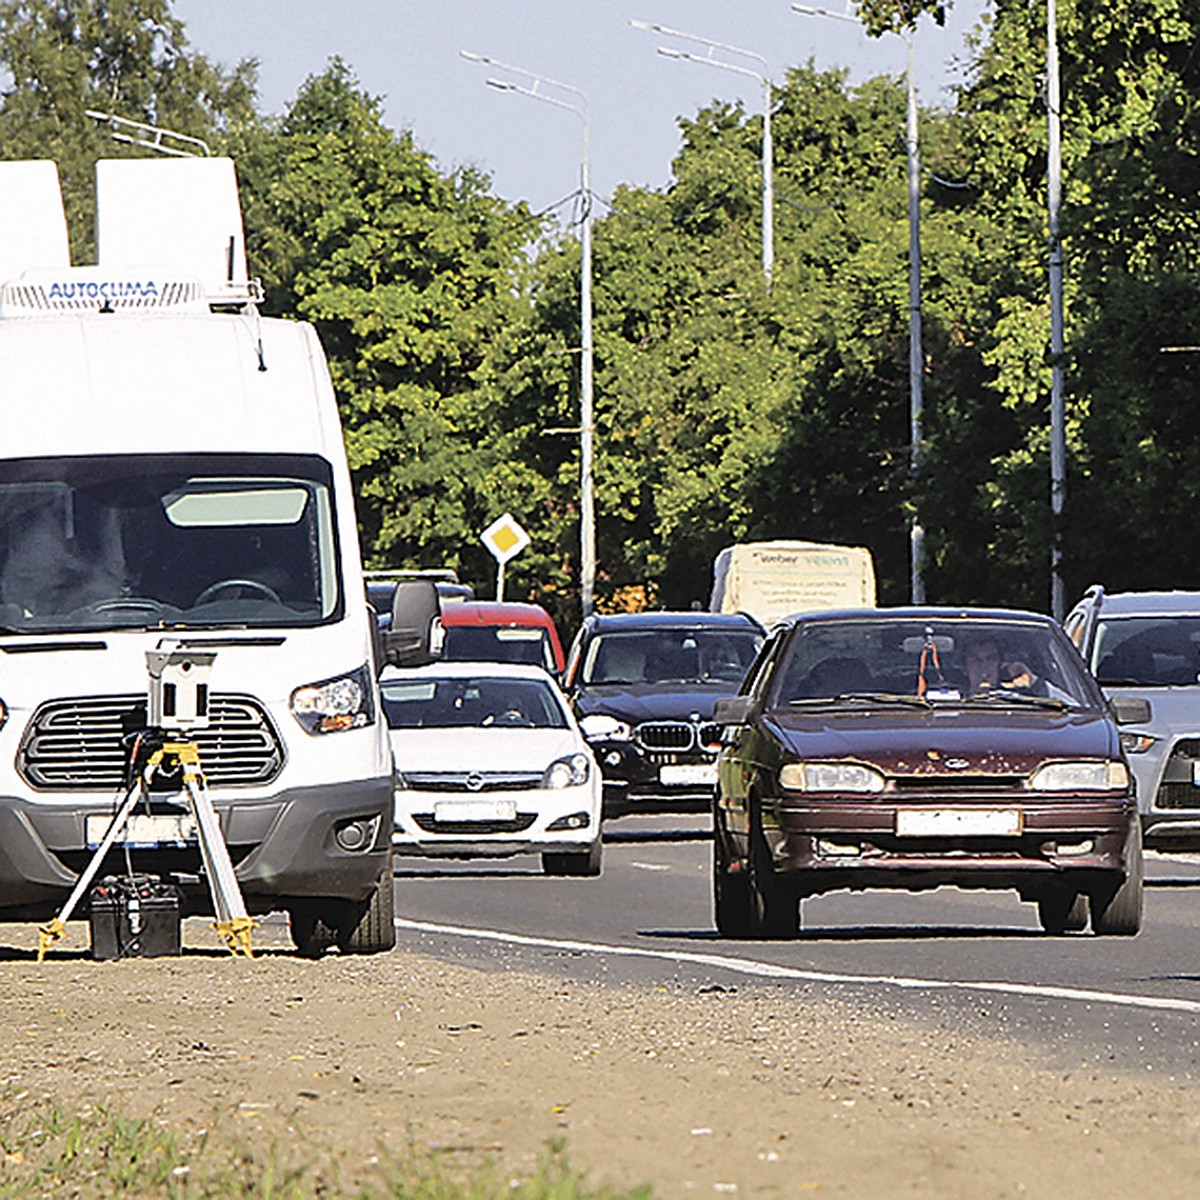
[0,916,1199,1198]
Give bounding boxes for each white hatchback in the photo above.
[382,661,602,875]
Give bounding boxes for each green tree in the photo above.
[0,0,257,259]
[237,62,547,601]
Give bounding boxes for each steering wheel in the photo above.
[483,710,534,728]
[84,597,166,616]
[195,578,282,606]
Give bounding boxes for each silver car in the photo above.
[1065,587,1200,847]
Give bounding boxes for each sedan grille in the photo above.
[402,771,544,793]
[19,694,284,791]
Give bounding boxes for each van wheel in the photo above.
[542,841,603,876]
[340,852,397,953]
[1036,890,1089,934]
[289,852,397,956]
[1090,822,1144,936]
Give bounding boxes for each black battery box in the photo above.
[88,874,183,960]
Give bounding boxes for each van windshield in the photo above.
[0,453,340,632]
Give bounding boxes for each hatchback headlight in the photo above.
[578,714,632,742]
[1027,760,1129,792]
[1119,732,1156,755]
[290,665,375,735]
[544,753,592,789]
[779,761,886,793]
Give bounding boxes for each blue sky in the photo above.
[174,1,991,215]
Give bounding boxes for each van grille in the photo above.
[18,694,284,791]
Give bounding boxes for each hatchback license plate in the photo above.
[433,799,517,823]
[659,763,717,786]
[86,813,196,848]
[895,808,1022,837]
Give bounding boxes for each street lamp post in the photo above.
[460,51,596,621]
[630,19,774,286]
[1047,0,1066,621]
[792,3,925,604]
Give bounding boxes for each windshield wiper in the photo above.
[789,692,932,710]
[961,691,1069,711]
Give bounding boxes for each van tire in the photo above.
[289,851,397,956]
[340,852,397,953]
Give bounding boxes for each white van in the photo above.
[0,158,397,955]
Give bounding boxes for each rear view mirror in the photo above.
[1110,695,1152,726]
[901,634,954,654]
[384,580,442,668]
[713,695,758,725]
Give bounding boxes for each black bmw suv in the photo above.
[564,611,764,816]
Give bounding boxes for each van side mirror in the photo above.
[383,580,442,667]
[1110,695,1152,726]
[713,695,758,725]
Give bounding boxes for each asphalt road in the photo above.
[392,813,1200,1082]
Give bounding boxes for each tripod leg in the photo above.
[37,782,144,960]
[182,766,254,957]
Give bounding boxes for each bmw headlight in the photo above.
[544,753,592,789]
[1028,760,1129,792]
[290,665,375,735]
[578,713,632,742]
[779,761,885,794]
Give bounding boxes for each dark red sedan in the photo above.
[712,608,1144,938]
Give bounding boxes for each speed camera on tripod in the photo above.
[146,644,216,730]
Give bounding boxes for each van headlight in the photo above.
[544,753,592,789]
[290,665,375,735]
[1027,761,1129,792]
[779,762,885,793]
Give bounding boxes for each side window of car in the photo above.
[742,628,785,698]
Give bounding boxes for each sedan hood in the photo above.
[389,727,584,773]
[768,706,1118,775]
[574,683,737,724]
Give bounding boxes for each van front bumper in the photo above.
[0,776,393,921]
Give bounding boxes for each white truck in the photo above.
[0,157,400,955]
[710,540,877,628]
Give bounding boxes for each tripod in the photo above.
[38,731,254,960]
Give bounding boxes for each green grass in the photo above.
[0,1103,653,1199]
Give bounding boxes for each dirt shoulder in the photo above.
[1,918,1198,1198]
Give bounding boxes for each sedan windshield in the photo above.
[1092,615,1200,686]
[0,454,339,632]
[382,676,568,730]
[768,617,1097,710]
[581,629,762,686]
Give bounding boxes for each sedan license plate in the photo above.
[433,799,517,823]
[659,763,717,786]
[895,808,1022,837]
[86,812,196,849]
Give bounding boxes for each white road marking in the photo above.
[395,917,1200,1016]
[629,861,673,872]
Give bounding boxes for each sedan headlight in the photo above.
[1027,760,1129,792]
[543,753,592,789]
[290,665,375,735]
[779,761,886,794]
[578,713,632,742]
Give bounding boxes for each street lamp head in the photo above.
[459,49,490,64]
[791,3,859,23]
[485,78,514,92]
[629,19,664,34]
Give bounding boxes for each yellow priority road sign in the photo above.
[481,512,530,565]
